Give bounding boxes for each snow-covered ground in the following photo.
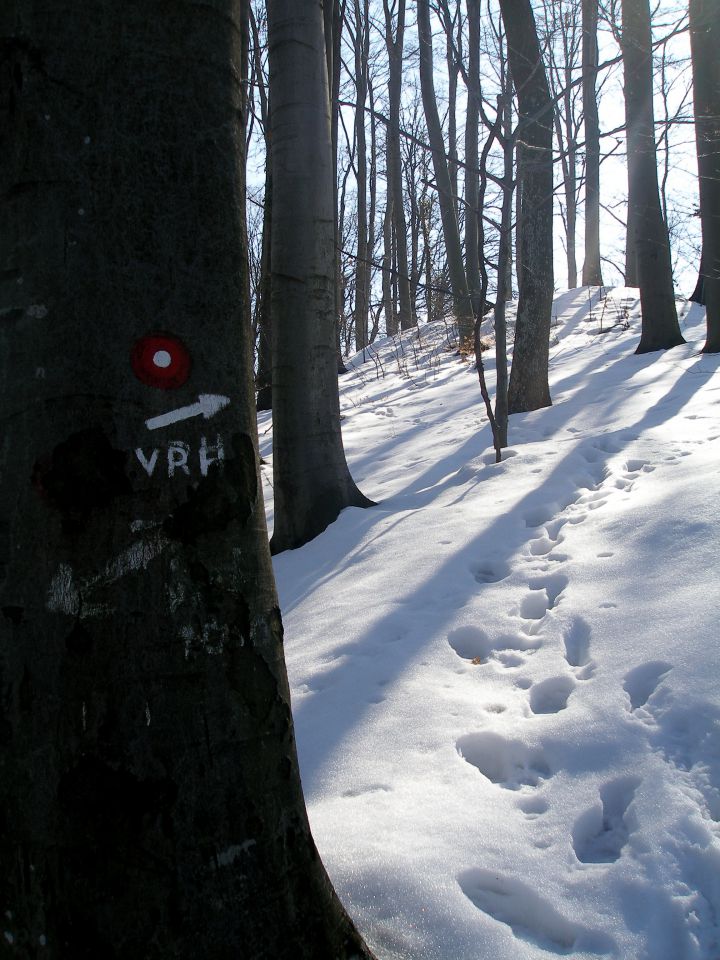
[259,288,720,960]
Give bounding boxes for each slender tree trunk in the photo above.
[352,0,370,351]
[384,0,414,331]
[500,0,555,412]
[250,6,273,412]
[255,166,274,411]
[416,0,474,346]
[327,0,349,373]
[621,0,684,353]
[268,0,372,554]
[494,92,515,449]
[465,0,482,317]
[689,0,720,352]
[582,0,604,286]
[0,2,374,956]
[382,191,396,333]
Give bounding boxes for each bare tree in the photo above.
[582,0,604,285]
[268,0,372,553]
[417,0,475,346]
[500,0,555,412]
[621,0,685,352]
[0,1,375,955]
[689,0,720,351]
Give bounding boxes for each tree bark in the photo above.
[384,0,414,331]
[416,0,475,346]
[352,0,370,351]
[581,0,604,286]
[621,0,685,353]
[500,0,555,412]
[268,0,372,554]
[689,0,720,352]
[465,0,482,317]
[0,1,374,957]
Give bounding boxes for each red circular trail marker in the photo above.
[131,334,191,389]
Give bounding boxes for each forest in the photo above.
[0,0,719,957]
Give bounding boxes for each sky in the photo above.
[260,287,720,959]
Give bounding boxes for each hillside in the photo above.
[259,288,720,960]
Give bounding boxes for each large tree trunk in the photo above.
[689,0,720,352]
[581,0,604,287]
[416,0,475,346]
[500,0,555,413]
[0,2,374,957]
[621,0,685,353]
[268,0,371,554]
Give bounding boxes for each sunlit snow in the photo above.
[259,288,720,960]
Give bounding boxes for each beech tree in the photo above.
[0,1,374,956]
[689,0,720,352]
[581,0,604,286]
[417,0,475,346]
[500,0,555,412]
[268,0,372,554]
[621,0,685,353]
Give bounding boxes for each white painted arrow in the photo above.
[145,394,231,431]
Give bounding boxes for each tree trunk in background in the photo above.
[0,2,374,957]
[582,0,604,286]
[251,6,273,412]
[384,0,414,331]
[689,0,720,352]
[621,0,685,353]
[268,0,371,554]
[689,251,706,305]
[352,0,370,351]
[500,0,555,413]
[255,166,274,411]
[326,0,349,373]
[624,198,639,286]
[416,0,475,346]
[465,0,482,317]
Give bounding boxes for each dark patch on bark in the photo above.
[1,605,24,624]
[18,666,33,713]
[65,621,93,655]
[32,427,131,534]
[58,755,178,842]
[163,432,257,544]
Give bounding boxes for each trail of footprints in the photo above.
[448,439,673,954]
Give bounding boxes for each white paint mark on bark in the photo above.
[145,702,151,726]
[26,304,48,319]
[167,442,190,477]
[182,619,229,658]
[214,841,257,868]
[47,564,80,616]
[145,394,230,431]
[199,435,224,476]
[135,448,159,476]
[47,534,168,617]
[104,536,167,584]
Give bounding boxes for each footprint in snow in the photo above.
[572,775,641,864]
[447,626,539,666]
[529,676,575,715]
[623,661,672,712]
[456,732,552,789]
[458,868,615,955]
[470,559,511,584]
[562,616,597,680]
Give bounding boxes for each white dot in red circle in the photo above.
[153,349,172,369]
[131,334,191,389]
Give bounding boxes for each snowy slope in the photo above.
[259,288,720,960]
